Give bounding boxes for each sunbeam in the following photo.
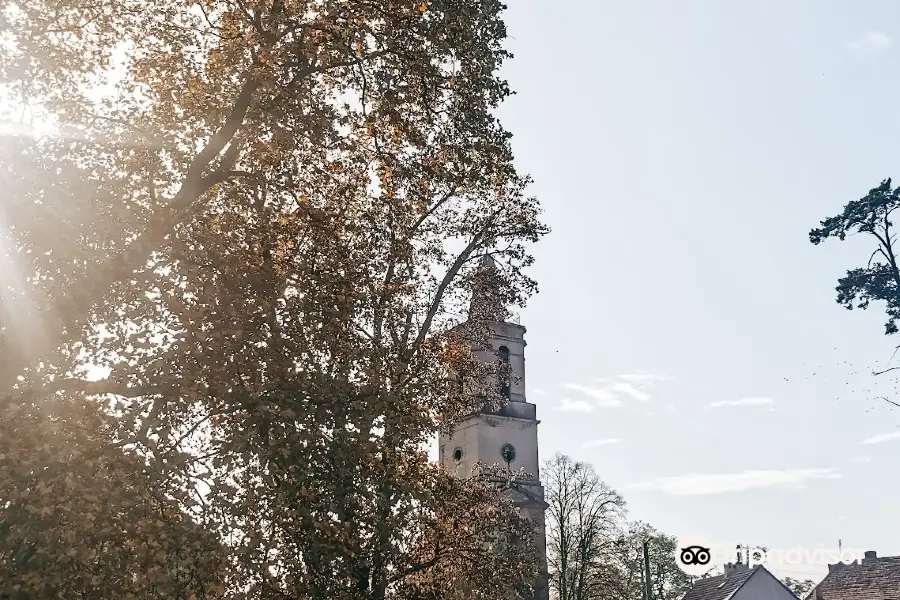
[0,204,51,375]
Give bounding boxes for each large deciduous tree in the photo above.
[542,454,693,600]
[0,0,547,597]
[543,454,626,600]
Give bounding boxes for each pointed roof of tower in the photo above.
[468,253,508,324]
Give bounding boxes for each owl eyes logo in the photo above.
[679,546,711,566]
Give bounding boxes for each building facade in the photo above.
[437,255,550,600]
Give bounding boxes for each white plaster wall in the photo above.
[438,417,482,478]
[476,415,540,480]
[471,322,528,402]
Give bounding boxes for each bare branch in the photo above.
[877,395,900,409]
[872,366,900,376]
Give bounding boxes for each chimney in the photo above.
[863,551,877,564]
[724,561,748,577]
[827,563,845,574]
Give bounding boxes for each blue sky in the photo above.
[496,0,900,581]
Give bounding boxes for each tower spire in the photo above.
[468,254,508,323]
[440,267,549,600]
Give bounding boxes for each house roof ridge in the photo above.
[680,564,767,600]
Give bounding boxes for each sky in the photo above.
[489,0,900,582]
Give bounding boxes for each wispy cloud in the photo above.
[611,382,651,402]
[848,31,892,55]
[627,468,840,496]
[861,431,900,445]
[564,371,668,406]
[563,383,622,407]
[708,397,774,409]
[853,456,873,463]
[557,397,594,413]
[583,438,620,448]
[665,404,676,411]
[531,388,548,397]
[617,370,676,384]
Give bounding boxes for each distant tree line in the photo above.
[543,454,818,600]
[542,454,691,600]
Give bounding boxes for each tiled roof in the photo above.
[807,557,900,600]
[681,566,760,600]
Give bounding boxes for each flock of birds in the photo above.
[785,346,900,415]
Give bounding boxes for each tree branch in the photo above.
[872,366,900,376]
[410,232,484,352]
[408,186,458,238]
[877,395,900,408]
[1,74,260,392]
[286,49,392,89]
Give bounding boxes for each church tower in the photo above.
[438,255,550,600]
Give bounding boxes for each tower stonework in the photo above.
[438,256,550,600]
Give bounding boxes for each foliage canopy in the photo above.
[0,0,547,597]
[810,178,900,336]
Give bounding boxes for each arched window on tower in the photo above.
[498,345,511,400]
